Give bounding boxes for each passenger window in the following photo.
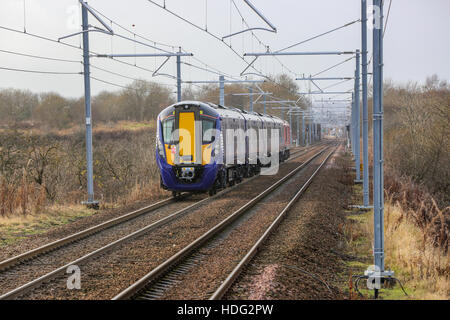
[202,119,215,144]
[162,118,174,144]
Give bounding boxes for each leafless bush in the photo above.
[383,75,449,203]
[385,166,449,252]
[0,125,167,216]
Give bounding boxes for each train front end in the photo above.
[156,101,220,193]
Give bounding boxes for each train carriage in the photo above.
[156,101,291,196]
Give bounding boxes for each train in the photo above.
[156,101,291,197]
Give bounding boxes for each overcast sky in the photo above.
[0,0,449,99]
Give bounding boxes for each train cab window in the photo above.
[162,118,175,144]
[202,119,215,144]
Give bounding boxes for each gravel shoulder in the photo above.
[226,144,354,300]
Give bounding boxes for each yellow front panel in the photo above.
[202,144,212,165]
[179,112,196,163]
[165,144,175,165]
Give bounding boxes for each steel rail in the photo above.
[0,143,315,273]
[0,144,321,300]
[0,192,224,300]
[0,196,179,272]
[112,145,330,300]
[210,145,337,299]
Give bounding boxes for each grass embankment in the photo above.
[0,121,168,247]
[0,205,95,247]
[343,167,449,300]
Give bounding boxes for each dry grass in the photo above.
[384,166,449,252]
[355,200,449,300]
[0,121,155,137]
[0,204,96,246]
[384,202,449,299]
[116,179,168,206]
[0,122,165,218]
[343,145,449,299]
[0,172,47,217]
[345,197,449,300]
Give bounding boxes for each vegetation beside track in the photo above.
[342,150,449,300]
[0,205,95,247]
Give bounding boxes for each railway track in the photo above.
[112,144,337,300]
[0,143,316,273]
[0,143,326,300]
[210,146,337,300]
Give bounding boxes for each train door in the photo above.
[174,106,202,165]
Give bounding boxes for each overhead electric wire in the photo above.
[91,75,132,90]
[145,0,307,97]
[322,78,353,91]
[369,0,392,88]
[0,48,81,63]
[0,7,227,97]
[181,61,224,77]
[276,19,361,53]
[0,66,82,75]
[145,0,267,78]
[187,54,242,80]
[383,0,392,38]
[90,64,176,88]
[312,56,355,78]
[88,4,177,51]
[0,25,81,50]
[86,3,248,84]
[230,0,296,77]
[0,24,178,82]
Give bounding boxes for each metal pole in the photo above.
[249,87,253,112]
[355,50,361,181]
[351,93,355,155]
[309,121,312,145]
[263,93,266,115]
[219,75,225,105]
[289,106,292,145]
[302,114,305,146]
[373,0,385,273]
[362,0,370,206]
[176,47,181,102]
[313,123,315,141]
[296,114,300,146]
[81,2,96,207]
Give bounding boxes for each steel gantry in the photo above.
[354,50,362,183]
[296,77,354,81]
[369,0,394,291]
[361,0,370,209]
[94,49,193,102]
[230,91,273,112]
[184,76,265,107]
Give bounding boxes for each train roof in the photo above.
[158,101,219,119]
[158,101,291,127]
